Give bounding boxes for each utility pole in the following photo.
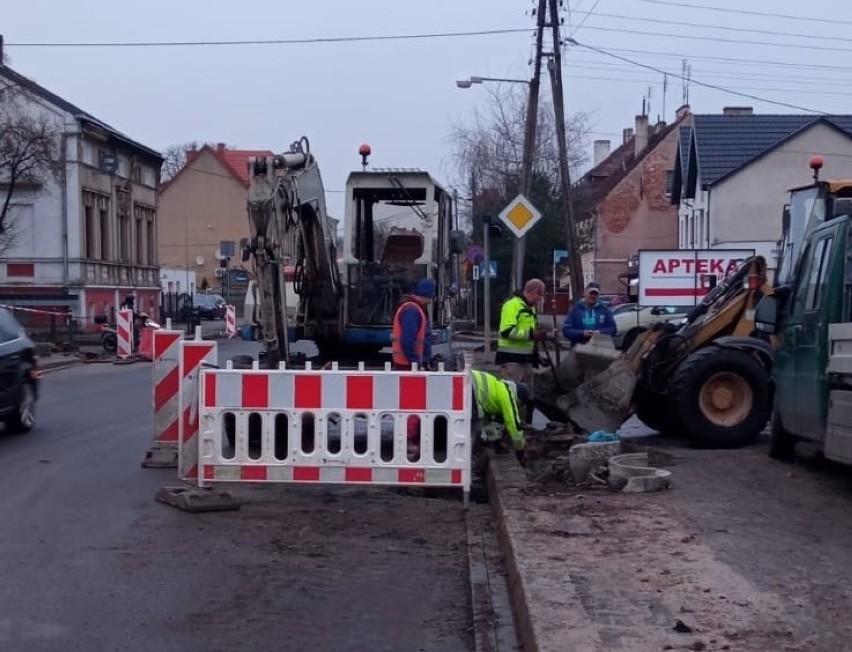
[513,0,548,293]
[547,0,584,301]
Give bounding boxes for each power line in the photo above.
[570,0,601,36]
[576,10,852,45]
[5,28,531,48]
[566,38,825,113]
[579,24,852,56]
[604,46,852,74]
[624,0,852,28]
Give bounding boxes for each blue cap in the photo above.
[414,278,436,298]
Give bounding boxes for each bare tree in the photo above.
[160,141,199,183]
[449,85,589,217]
[0,84,62,252]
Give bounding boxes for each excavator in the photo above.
[244,138,461,367]
[536,255,777,448]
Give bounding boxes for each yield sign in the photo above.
[498,194,542,238]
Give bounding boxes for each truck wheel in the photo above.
[672,346,770,449]
[768,404,797,461]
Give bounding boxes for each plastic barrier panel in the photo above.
[225,304,237,339]
[197,363,472,503]
[117,308,133,359]
[178,339,219,481]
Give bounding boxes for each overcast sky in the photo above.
[4,0,852,219]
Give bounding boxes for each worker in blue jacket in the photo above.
[562,282,617,345]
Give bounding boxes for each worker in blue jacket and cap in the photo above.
[562,282,617,345]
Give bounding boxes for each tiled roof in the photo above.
[0,64,162,162]
[692,114,852,186]
[215,148,274,187]
[577,119,681,207]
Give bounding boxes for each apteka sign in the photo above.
[638,249,755,306]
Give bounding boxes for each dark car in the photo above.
[180,294,226,321]
[0,308,40,433]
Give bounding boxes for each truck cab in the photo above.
[755,163,852,461]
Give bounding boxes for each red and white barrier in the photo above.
[141,329,184,467]
[178,339,219,481]
[225,304,237,339]
[138,328,155,361]
[195,363,472,503]
[117,309,133,359]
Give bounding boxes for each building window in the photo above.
[147,217,156,265]
[665,170,674,197]
[84,205,96,259]
[136,213,145,264]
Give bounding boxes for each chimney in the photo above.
[593,140,611,167]
[217,142,226,152]
[185,144,199,165]
[654,120,667,134]
[635,114,649,157]
[722,106,753,117]
[622,128,634,144]
[675,104,691,120]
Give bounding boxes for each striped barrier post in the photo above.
[225,304,237,339]
[116,308,133,359]
[196,361,472,504]
[141,329,184,468]
[178,338,219,482]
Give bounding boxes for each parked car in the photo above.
[180,294,226,321]
[613,305,689,350]
[611,302,638,316]
[0,308,40,433]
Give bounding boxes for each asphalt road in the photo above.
[0,340,473,652]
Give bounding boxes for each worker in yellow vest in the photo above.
[495,278,550,423]
[470,369,528,452]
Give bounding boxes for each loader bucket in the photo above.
[536,332,654,433]
[559,358,638,434]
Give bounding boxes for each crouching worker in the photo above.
[470,370,528,467]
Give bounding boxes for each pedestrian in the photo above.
[391,277,436,461]
[391,277,435,371]
[495,278,549,423]
[470,369,527,453]
[562,282,617,345]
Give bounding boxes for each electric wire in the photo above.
[624,0,852,28]
[567,38,825,113]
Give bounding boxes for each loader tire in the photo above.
[672,346,770,449]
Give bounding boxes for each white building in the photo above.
[0,57,163,331]
[671,108,852,273]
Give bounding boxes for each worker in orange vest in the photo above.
[391,278,435,460]
[391,278,435,371]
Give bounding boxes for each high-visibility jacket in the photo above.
[496,294,537,364]
[391,300,428,367]
[470,370,524,449]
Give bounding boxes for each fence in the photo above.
[192,361,472,503]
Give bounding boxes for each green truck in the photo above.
[755,158,852,461]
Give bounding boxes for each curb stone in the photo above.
[486,450,541,652]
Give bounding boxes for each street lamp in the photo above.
[456,73,536,293]
[456,76,530,89]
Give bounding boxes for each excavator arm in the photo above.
[246,138,341,368]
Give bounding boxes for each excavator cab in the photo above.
[338,170,457,356]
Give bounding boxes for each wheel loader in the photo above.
[536,256,775,448]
